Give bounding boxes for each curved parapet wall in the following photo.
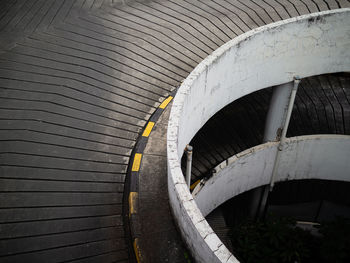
[167,9,350,263]
[193,135,350,217]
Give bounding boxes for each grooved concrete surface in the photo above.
[0,0,348,262]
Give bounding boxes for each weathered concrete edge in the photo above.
[167,9,350,263]
[193,134,350,217]
[125,91,176,263]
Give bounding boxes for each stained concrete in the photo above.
[138,103,188,263]
[167,9,350,263]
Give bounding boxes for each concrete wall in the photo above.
[193,135,350,217]
[167,9,350,263]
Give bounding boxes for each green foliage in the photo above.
[229,216,350,263]
[183,251,192,263]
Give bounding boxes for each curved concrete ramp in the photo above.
[0,0,349,262]
[167,8,350,263]
[193,135,350,217]
[186,73,350,183]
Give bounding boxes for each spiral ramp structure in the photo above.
[0,1,349,262]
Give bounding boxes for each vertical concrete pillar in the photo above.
[251,81,296,219]
[269,78,300,190]
[263,82,294,143]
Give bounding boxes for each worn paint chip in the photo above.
[190,180,200,191]
[159,96,173,109]
[129,192,138,216]
[142,121,155,137]
[132,153,142,172]
[133,238,141,263]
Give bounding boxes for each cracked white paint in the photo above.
[167,9,350,263]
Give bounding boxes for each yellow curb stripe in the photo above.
[190,180,201,191]
[142,121,155,137]
[133,238,141,263]
[132,153,142,172]
[159,96,173,109]
[129,192,138,217]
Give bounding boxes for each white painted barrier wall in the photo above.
[167,9,350,263]
[193,135,350,217]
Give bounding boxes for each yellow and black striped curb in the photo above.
[125,91,175,263]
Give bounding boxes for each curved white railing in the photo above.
[193,135,350,217]
[167,9,350,263]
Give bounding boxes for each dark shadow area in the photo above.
[211,179,350,263]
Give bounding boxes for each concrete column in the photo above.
[269,78,300,190]
[254,81,296,219]
[263,82,294,142]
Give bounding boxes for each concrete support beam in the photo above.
[258,78,300,218]
[263,82,294,143]
[254,81,295,218]
[269,78,300,189]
